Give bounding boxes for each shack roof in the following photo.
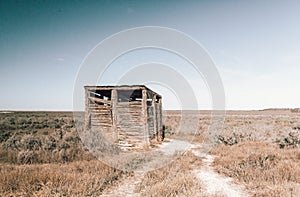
[84,85,161,97]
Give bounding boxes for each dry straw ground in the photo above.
[0,160,122,196]
[0,109,299,196]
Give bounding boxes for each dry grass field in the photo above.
[211,141,300,196]
[161,109,300,196]
[0,112,125,196]
[0,160,122,196]
[0,109,299,196]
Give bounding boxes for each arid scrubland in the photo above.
[206,110,300,196]
[0,112,124,196]
[211,142,300,196]
[0,109,299,196]
[164,109,300,196]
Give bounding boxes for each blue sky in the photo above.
[1,0,300,110]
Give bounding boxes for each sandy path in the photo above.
[101,171,144,197]
[192,146,249,197]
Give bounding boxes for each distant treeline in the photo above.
[291,108,300,113]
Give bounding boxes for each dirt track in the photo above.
[101,141,249,197]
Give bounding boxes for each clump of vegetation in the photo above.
[216,132,254,145]
[277,131,300,148]
[0,130,11,143]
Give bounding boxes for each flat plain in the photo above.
[0,109,299,196]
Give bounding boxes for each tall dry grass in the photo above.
[0,160,123,196]
[136,151,205,197]
[210,141,300,196]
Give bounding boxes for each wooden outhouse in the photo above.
[84,85,163,149]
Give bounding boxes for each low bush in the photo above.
[277,131,300,148]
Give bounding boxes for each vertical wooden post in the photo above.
[152,94,157,140]
[158,97,163,141]
[142,89,149,147]
[84,87,90,132]
[111,89,117,142]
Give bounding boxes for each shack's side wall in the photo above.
[147,96,163,141]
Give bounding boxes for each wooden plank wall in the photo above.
[85,86,163,150]
[89,104,114,142]
[116,101,145,148]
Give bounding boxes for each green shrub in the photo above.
[0,130,11,142]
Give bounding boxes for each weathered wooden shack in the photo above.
[84,85,163,150]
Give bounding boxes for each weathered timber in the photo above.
[142,89,148,147]
[89,97,111,105]
[84,85,163,150]
[111,89,117,141]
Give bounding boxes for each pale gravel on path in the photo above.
[192,146,249,197]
